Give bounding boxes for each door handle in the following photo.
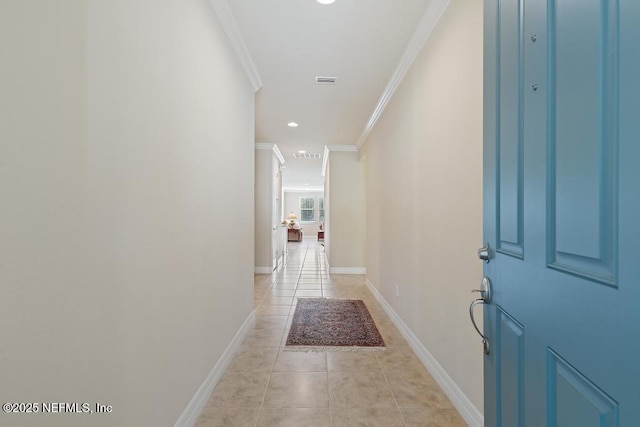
[469,276,491,355]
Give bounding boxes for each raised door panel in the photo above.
[497,0,524,258]
[497,308,524,427]
[547,350,619,427]
[547,0,618,285]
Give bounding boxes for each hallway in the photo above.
[195,240,466,426]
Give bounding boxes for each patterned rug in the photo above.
[285,298,386,351]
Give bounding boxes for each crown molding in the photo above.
[322,146,330,177]
[272,145,285,164]
[355,0,451,149]
[283,186,324,192]
[255,143,285,164]
[322,145,358,177]
[254,143,273,150]
[326,145,358,152]
[209,0,262,92]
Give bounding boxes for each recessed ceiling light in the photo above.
[287,122,298,127]
[317,0,335,4]
[298,150,307,154]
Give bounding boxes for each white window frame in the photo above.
[318,197,325,223]
[299,196,315,223]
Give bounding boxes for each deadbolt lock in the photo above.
[478,243,490,263]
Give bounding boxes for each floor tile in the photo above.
[195,407,260,427]
[261,296,295,306]
[274,350,327,372]
[257,408,330,427]
[331,407,405,427]
[386,375,453,410]
[294,290,324,297]
[298,277,323,282]
[255,305,293,316]
[377,352,436,380]
[195,241,466,426]
[328,371,396,408]
[263,372,329,408]
[402,407,467,427]
[206,372,270,408]
[227,348,278,372]
[273,278,301,283]
[242,329,286,348]
[296,283,323,290]
[327,352,381,372]
[267,289,296,297]
[252,315,288,331]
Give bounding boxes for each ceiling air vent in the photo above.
[315,76,337,85]
[293,152,321,159]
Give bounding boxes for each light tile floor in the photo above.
[195,240,467,427]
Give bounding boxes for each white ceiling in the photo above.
[227,0,436,189]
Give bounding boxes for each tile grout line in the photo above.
[311,244,333,424]
[307,243,332,423]
[298,242,333,424]
[257,241,334,425]
[253,267,279,427]
[376,353,410,427]
[254,242,305,427]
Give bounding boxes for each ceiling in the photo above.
[227,0,436,190]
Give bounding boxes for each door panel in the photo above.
[498,0,524,258]
[548,0,618,284]
[483,0,639,425]
[497,308,524,427]
[548,349,619,427]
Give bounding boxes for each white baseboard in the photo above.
[254,266,273,274]
[329,267,366,274]
[365,278,484,427]
[323,252,365,275]
[174,310,256,427]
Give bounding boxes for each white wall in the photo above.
[324,158,332,262]
[272,154,284,266]
[255,149,274,270]
[0,1,255,426]
[361,0,484,415]
[326,150,366,272]
[255,147,284,272]
[283,191,324,237]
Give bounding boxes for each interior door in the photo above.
[482,0,640,425]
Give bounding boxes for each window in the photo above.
[299,197,315,222]
[318,197,325,223]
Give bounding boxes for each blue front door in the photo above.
[483,0,640,425]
